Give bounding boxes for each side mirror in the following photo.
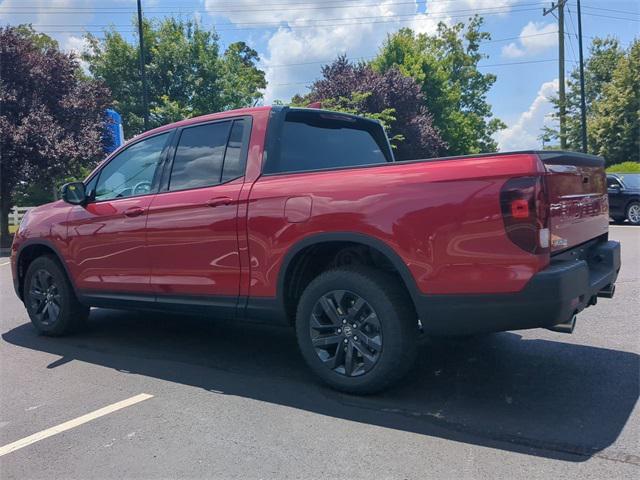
[608,185,621,192]
[61,182,87,205]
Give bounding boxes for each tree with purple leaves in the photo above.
[292,55,446,161]
[0,26,111,248]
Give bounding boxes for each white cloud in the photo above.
[0,0,95,60]
[0,0,131,56]
[205,0,519,103]
[494,79,558,151]
[502,21,557,58]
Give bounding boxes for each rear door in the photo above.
[540,152,609,252]
[146,117,250,309]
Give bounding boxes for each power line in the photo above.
[565,5,579,64]
[271,58,579,86]
[576,0,588,152]
[8,4,541,26]
[580,4,639,17]
[266,31,560,68]
[0,0,543,14]
[0,0,551,12]
[2,6,543,33]
[543,0,567,149]
[581,12,640,22]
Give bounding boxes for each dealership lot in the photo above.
[0,225,638,479]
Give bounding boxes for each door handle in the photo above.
[206,197,234,208]
[123,206,145,217]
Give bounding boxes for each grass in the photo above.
[607,161,640,173]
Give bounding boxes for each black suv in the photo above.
[607,173,640,225]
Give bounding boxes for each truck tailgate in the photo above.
[539,152,609,252]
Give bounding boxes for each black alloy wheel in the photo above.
[310,290,383,377]
[296,267,418,394]
[24,255,89,336]
[28,269,63,326]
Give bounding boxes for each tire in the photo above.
[295,267,418,394]
[626,201,640,225]
[24,255,89,336]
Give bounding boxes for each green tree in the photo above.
[545,37,625,151]
[0,26,110,247]
[84,18,266,138]
[590,39,639,165]
[291,56,445,159]
[544,37,639,165]
[371,17,505,155]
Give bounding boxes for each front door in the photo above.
[66,131,172,294]
[607,176,624,217]
[146,118,250,308]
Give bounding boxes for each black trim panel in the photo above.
[78,291,241,319]
[80,291,287,324]
[537,150,604,168]
[415,240,620,336]
[273,232,421,320]
[15,239,79,300]
[244,297,286,324]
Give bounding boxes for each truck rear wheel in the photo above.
[295,267,418,394]
[24,255,89,336]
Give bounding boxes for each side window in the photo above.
[95,132,170,201]
[607,177,622,189]
[169,122,231,191]
[221,120,246,182]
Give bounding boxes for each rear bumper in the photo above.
[417,240,621,336]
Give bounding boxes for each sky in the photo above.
[1,0,638,152]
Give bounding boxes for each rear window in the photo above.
[264,110,392,174]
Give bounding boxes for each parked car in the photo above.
[10,106,621,393]
[607,173,640,225]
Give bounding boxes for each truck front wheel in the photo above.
[24,255,89,336]
[295,267,418,394]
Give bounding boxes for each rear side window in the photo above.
[264,110,392,174]
[169,122,231,191]
[221,120,246,182]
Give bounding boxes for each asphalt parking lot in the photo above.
[0,225,638,479]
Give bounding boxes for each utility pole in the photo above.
[544,0,567,149]
[577,0,588,153]
[137,0,149,131]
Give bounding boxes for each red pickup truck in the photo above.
[11,106,621,393]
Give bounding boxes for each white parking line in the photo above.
[0,393,154,457]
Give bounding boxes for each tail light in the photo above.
[500,176,549,254]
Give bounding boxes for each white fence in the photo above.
[9,206,33,226]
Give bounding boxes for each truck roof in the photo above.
[131,105,273,142]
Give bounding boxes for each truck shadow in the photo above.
[3,309,638,463]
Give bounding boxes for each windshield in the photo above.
[619,174,640,189]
